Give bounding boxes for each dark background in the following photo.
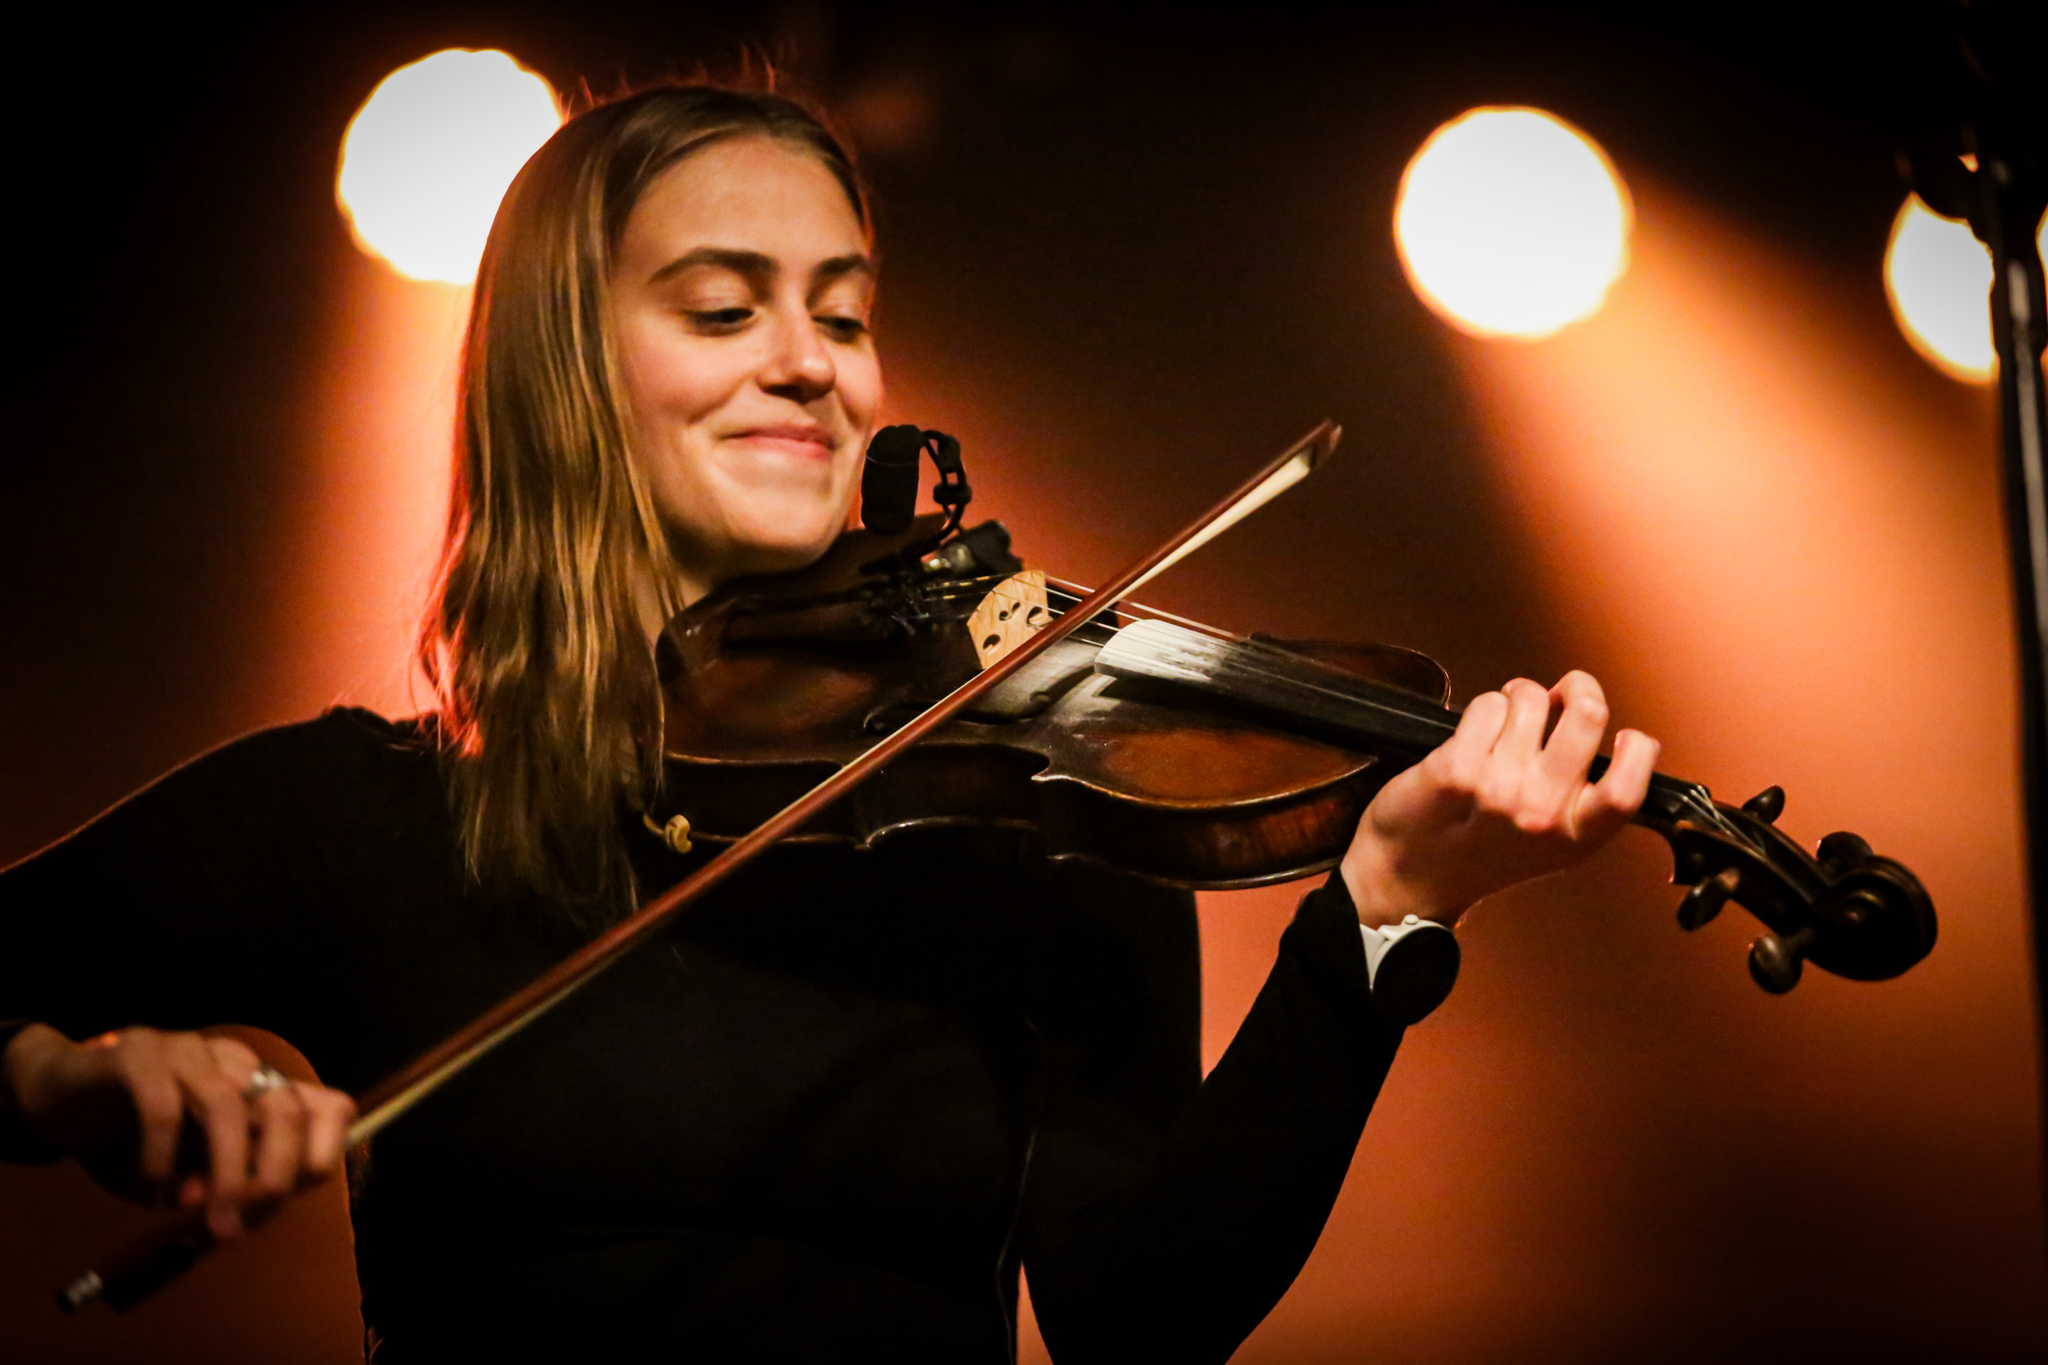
[5,3,2045,1361]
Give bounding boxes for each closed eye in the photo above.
[686,307,754,333]
[816,315,870,342]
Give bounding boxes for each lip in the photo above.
[727,424,836,458]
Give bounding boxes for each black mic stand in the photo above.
[1899,0,2047,1211]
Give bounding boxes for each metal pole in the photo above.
[1897,0,2048,1232]
[1977,154,2048,1130]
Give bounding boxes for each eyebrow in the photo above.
[648,247,878,295]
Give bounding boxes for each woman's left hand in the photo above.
[1340,670,1659,928]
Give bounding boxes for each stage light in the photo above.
[1394,107,1632,339]
[337,49,561,285]
[1882,195,2002,383]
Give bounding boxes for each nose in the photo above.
[758,303,837,404]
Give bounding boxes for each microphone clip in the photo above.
[856,425,1017,582]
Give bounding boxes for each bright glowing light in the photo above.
[1883,195,1998,383]
[1394,107,1632,339]
[337,49,561,285]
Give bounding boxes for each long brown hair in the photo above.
[420,85,867,927]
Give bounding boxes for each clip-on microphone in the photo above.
[860,424,926,536]
[857,426,1017,579]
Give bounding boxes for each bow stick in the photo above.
[59,420,1340,1312]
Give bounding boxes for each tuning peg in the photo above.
[1816,831,1873,877]
[1741,785,1785,824]
[1677,866,1740,931]
[1748,925,1820,994]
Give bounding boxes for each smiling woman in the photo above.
[430,90,884,919]
[1,81,1659,1363]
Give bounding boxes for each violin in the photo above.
[60,421,1937,1313]
[655,437,1935,997]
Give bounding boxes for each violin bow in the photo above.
[60,419,1341,1312]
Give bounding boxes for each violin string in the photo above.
[915,570,1667,762]
[925,574,1664,792]
[928,573,1732,832]
[924,575,1458,724]
[944,575,1455,733]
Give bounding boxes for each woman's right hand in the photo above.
[1,1022,356,1237]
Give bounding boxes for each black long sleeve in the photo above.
[1021,871,1399,1363]
[0,710,1401,1362]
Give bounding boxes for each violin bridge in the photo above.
[968,569,1051,668]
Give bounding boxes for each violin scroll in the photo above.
[1656,785,1937,995]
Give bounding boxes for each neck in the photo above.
[639,513,865,647]
[631,559,712,650]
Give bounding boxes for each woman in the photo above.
[0,85,1657,1361]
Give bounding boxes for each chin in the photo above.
[729,514,845,574]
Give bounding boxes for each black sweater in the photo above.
[0,708,1403,1362]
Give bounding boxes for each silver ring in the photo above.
[243,1064,293,1102]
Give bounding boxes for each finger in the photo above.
[104,1030,184,1186]
[1571,727,1661,841]
[1600,727,1661,810]
[301,1088,357,1179]
[247,1082,310,1204]
[203,1036,260,1078]
[1490,678,1553,761]
[1539,671,1611,787]
[1441,690,1509,778]
[203,1047,278,1195]
[1398,690,1509,823]
[165,1035,250,1237]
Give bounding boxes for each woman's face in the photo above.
[611,134,880,595]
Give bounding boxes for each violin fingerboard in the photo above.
[1095,618,1458,754]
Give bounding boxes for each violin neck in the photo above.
[1091,620,1714,833]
